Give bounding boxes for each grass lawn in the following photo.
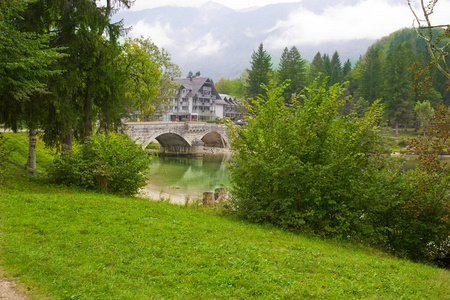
[1,131,57,172]
[1,175,449,299]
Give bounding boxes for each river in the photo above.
[142,153,450,205]
[143,154,230,204]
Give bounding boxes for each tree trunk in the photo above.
[61,128,73,153]
[26,129,37,170]
[404,123,407,132]
[84,78,93,140]
[61,1,73,155]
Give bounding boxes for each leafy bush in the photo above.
[225,81,450,263]
[48,132,151,195]
[226,81,385,233]
[145,141,160,150]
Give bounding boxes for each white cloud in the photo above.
[131,20,175,47]
[185,33,227,57]
[264,0,416,49]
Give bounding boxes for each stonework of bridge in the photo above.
[126,122,230,155]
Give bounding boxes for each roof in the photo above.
[215,99,227,105]
[173,77,220,99]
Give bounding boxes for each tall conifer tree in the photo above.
[358,46,385,105]
[277,46,306,103]
[246,43,272,99]
[382,42,416,136]
[309,52,325,83]
[329,51,342,86]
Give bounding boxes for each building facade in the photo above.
[162,77,244,122]
[220,94,243,121]
[163,77,221,121]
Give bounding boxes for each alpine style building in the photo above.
[163,77,242,122]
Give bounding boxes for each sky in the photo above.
[104,0,450,77]
[126,0,303,11]
[117,0,450,47]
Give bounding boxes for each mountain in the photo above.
[112,1,405,79]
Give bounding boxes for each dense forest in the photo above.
[215,28,450,136]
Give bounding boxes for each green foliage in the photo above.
[0,132,56,171]
[382,42,416,133]
[246,43,272,99]
[122,37,181,122]
[48,132,151,195]
[145,141,160,150]
[355,46,385,105]
[415,100,434,131]
[227,80,383,231]
[277,46,307,103]
[309,51,326,83]
[329,51,343,86]
[215,75,246,98]
[122,37,162,121]
[0,0,63,132]
[226,82,450,263]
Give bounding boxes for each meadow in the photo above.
[0,132,449,299]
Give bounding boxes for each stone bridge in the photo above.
[126,122,230,155]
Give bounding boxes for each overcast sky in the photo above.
[127,0,304,11]
[117,0,449,47]
[103,0,449,77]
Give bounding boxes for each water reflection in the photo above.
[145,154,230,199]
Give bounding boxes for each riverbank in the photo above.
[139,186,193,205]
[148,146,231,156]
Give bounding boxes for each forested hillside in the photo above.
[216,28,449,136]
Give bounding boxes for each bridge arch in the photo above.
[155,133,192,154]
[139,133,192,150]
[201,131,228,148]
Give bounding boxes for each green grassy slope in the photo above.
[1,175,449,299]
[1,132,56,172]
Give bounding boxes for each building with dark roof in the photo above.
[219,94,244,121]
[164,77,225,122]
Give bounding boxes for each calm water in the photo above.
[145,154,450,200]
[145,154,230,199]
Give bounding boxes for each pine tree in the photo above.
[329,51,342,86]
[309,52,325,83]
[24,0,135,151]
[246,43,272,99]
[277,46,306,103]
[342,59,352,78]
[322,53,332,83]
[382,42,416,136]
[357,46,385,105]
[0,0,63,168]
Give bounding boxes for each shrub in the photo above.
[225,81,450,263]
[48,132,152,195]
[145,141,160,150]
[226,81,386,233]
